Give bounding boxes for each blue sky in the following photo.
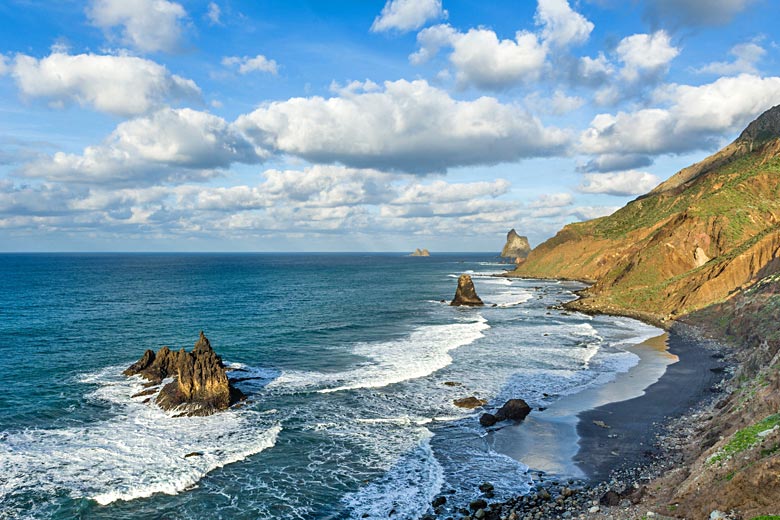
[0,0,778,252]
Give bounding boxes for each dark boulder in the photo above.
[495,398,532,422]
[479,413,498,427]
[453,396,487,409]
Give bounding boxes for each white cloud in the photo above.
[411,25,547,90]
[578,171,660,196]
[580,74,780,156]
[371,0,447,33]
[535,0,594,48]
[0,54,8,76]
[617,31,679,81]
[222,55,279,75]
[207,2,221,25]
[696,42,765,75]
[530,192,573,208]
[10,51,200,116]
[235,79,569,173]
[21,108,260,185]
[525,90,585,115]
[87,0,188,53]
[577,153,653,173]
[645,0,755,27]
[570,205,621,220]
[392,179,510,204]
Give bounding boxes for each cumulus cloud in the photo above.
[371,0,447,33]
[0,54,8,76]
[578,171,660,196]
[222,55,279,75]
[207,2,221,25]
[392,179,510,204]
[235,79,569,173]
[87,0,188,53]
[412,25,547,89]
[10,51,200,116]
[536,0,594,48]
[21,108,260,186]
[580,74,780,156]
[696,42,765,75]
[645,0,756,27]
[617,31,679,81]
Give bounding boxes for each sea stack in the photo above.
[450,274,484,306]
[123,331,245,416]
[410,248,430,256]
[500,229,531,261]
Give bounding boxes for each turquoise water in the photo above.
[0,253,660,519]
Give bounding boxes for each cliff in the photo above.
[500,229,531,261]
[410,248,430,257]
[510,104,780,321]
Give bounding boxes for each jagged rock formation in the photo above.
[500,229,531,262]
[450,274,484,306]
[410,248,430,256]
[124,331,245,416]
[510,104,780,321]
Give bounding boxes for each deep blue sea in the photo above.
[0,253,660,519]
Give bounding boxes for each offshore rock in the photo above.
[495,398,532,421]
[500,229,531,260]
[410,248,431,256]
[454,396,488,409]
[124,331,245,416]
[450,274,484,306]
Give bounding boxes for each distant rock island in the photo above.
[409,248,430,256]
[500,229,531,263]
[450,274,483,306]
[124,331,245,416]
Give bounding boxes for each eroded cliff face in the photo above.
[643,275,780,519]
[511,105,780,321]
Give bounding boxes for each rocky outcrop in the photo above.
[410,248,430,256]
[510,104,780,320]
[450,274,484,306]
[500,229,531,261]
[454,396,487,409]
[124,331,245,416]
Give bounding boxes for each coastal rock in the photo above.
[495,398,532,422]
[124,331,245,416]
[454,396,487,409]
[450,274,484,306]
[500,229,531,261]
[410,248,430,257]
[479,413,498,427]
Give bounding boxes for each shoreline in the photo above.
[488,332,677,479]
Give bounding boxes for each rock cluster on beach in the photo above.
[500,229,531,263]
[479,398,532,427]
[123,331,245,416]
[410,248,431,256]
[450,274,484,306]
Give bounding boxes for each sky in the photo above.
[0,0,779,252]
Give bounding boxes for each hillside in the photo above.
[510,105,780,322]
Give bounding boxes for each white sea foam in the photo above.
[272,315,490,394]
[0,366,280,507]
[342,430,444,519]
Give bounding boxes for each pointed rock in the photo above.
[450,274,484,306]
[500,229,531,260]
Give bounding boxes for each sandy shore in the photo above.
[488,329,718,482]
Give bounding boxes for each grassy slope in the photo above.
[512,139,780,321]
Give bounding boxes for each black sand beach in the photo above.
[575,326,724,481]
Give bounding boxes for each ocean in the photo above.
[0,253,661,519]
